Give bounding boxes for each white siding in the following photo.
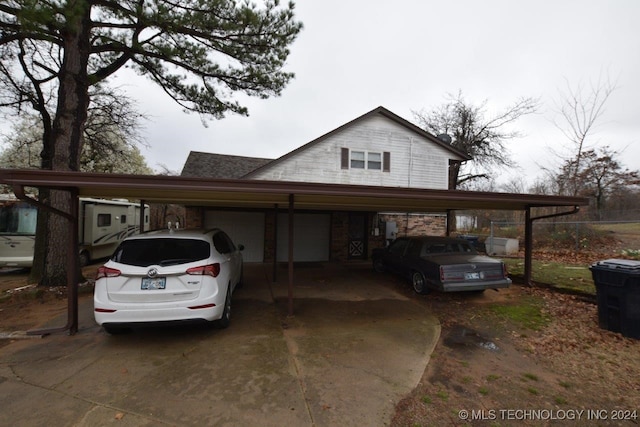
[250,115,455,189]
[205,211,265,262]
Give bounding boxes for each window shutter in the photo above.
[341,148,349,169]
[383,152,391,172]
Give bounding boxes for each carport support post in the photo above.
[524,205,580,287]
[272,204,278,283]
[524,207,533,286]
[288,194,294,317]
[139,199,145,232]
[68,190,80,334]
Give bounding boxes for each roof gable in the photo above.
[244,106,471,178]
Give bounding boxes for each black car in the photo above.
[373,236,511,294]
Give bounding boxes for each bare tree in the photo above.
[1,87,151,174]
[0,119,153,175]
[414,91,538,233]
[413,91,539,190]
[557,146,639,220]
[551,76,616,196]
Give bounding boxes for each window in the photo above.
[341,149,390,171]
[406,240,423,257]
[120,215,127,224]
[388,238,409,255]
[213,231,236,254]
[350,151,365,169]
[368,152,381,170]
[0,204,37,235]
[97,214,111,227]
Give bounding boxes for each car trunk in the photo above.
[426,254,506,282]
[105,265,203,303]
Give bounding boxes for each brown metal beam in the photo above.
[139,199,146,233]
[524,208,533,286]
[288,194,294,317]
[0,169,589,212]
[272,204,278,283]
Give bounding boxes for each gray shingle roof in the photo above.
[180,151,274,179]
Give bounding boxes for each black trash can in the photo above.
[589,259,640,339]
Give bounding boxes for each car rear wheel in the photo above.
[412,271,430,295]
[213,287,231,329]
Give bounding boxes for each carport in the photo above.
[0,169,589,335]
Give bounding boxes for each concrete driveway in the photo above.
[0,262,439,426]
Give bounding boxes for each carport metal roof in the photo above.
[0,169,587,211]
[0,169,589,336]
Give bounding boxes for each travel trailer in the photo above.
[0,197,150,268]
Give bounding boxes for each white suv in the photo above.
[94,228,243,334]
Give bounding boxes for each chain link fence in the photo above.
[458,220,640,256]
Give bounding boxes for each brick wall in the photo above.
[149,203,186,230]
[184,206,204,229]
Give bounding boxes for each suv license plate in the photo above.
[141,277,166,290]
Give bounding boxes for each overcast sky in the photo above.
[115,0,640,188]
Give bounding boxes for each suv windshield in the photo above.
[112,238,210,267]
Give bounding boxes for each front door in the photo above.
[348,212,368,259]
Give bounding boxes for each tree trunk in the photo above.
[448,160,461,190]
[447,160,462,234]
[32,1,91,287]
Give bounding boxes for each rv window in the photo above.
[120,215,127,224]
[0,204,37,234]
[97,214,111,227]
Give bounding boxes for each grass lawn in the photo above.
[503,258,596,295]
[590,222,640,234]
[488,294,551,330]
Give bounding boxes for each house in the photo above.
[181,106,470,262]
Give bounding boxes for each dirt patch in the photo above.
[390,283,640,426]
[0,266,96,347]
